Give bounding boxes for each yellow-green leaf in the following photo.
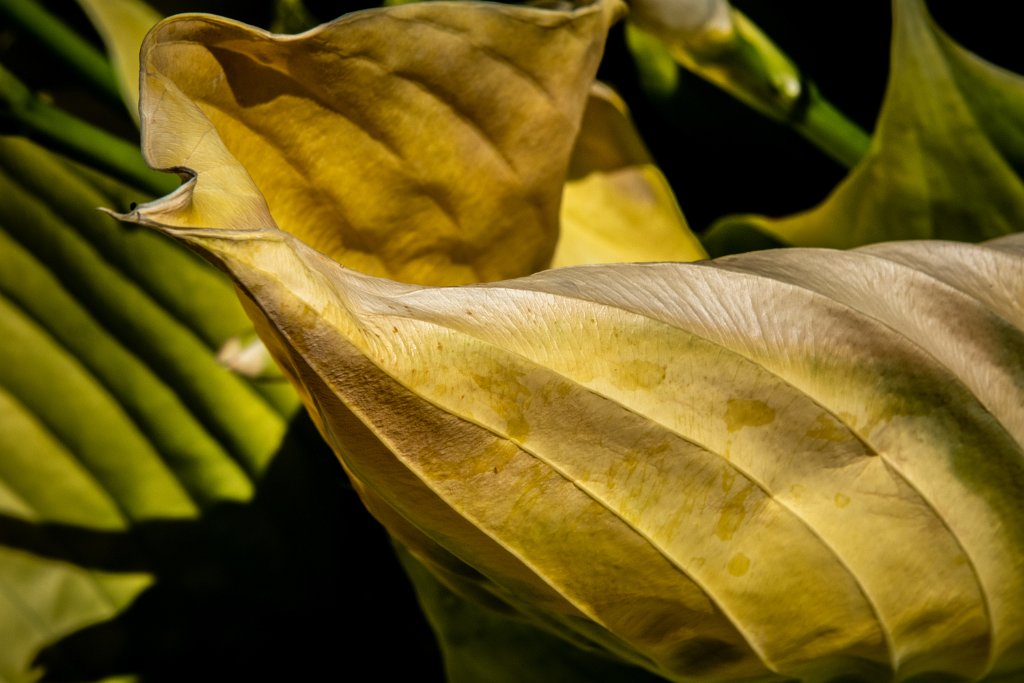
[122,1,1024,680]
[75,0,162,122]
[705,0,1024,253]
[133,201,1024,680]
[554,82,706,267]
[134,0,622,285]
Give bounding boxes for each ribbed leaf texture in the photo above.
[120,0,1024,680]
[134,210,1024,681]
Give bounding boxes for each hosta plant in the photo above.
[117,0,1024,681]
[2,0,1024,681]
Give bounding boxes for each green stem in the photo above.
[0,0,121,103]
[793,83,871,169]
[0,63,176,197]
[632,7,871,168]
[725,9,871,168]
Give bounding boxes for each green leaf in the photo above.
[0,134,280,678]
[624,23,679,100]
[705,0,1024,254]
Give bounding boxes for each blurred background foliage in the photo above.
[2,1,1024,682]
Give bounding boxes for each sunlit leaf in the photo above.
[135,188,1024,681]
[705,0,1024,253]
[74,0,162,122]
[554,82,706,267]
[125,0,1024,679]
[133,0,622,285]
[0,134,288,678]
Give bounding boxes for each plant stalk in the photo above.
[630,4,872,168]
[792,83,872,169]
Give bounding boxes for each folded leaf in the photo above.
[124,1,1024,680]
[555,82,706,267]
[132,200,1024,681]
[135,0,622,285]
[705,0,1024,253]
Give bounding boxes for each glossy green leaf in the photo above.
[705,0,1024,253]
[0,134,289,678]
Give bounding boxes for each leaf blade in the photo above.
[135,0,621,285]
[168,216,1024,680]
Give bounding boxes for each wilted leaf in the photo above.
[134,189,1024,682]
[555,82,706,267]
[75,0,162,121]
[705,0,1024,253]
[134,0,622,285]
[125,0,1024,680]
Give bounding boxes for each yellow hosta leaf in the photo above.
[133,0,622,285]
[131,211,1024,681]
[554,83,706,267]
[75,0,162,122]
[122,1,1024,681]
